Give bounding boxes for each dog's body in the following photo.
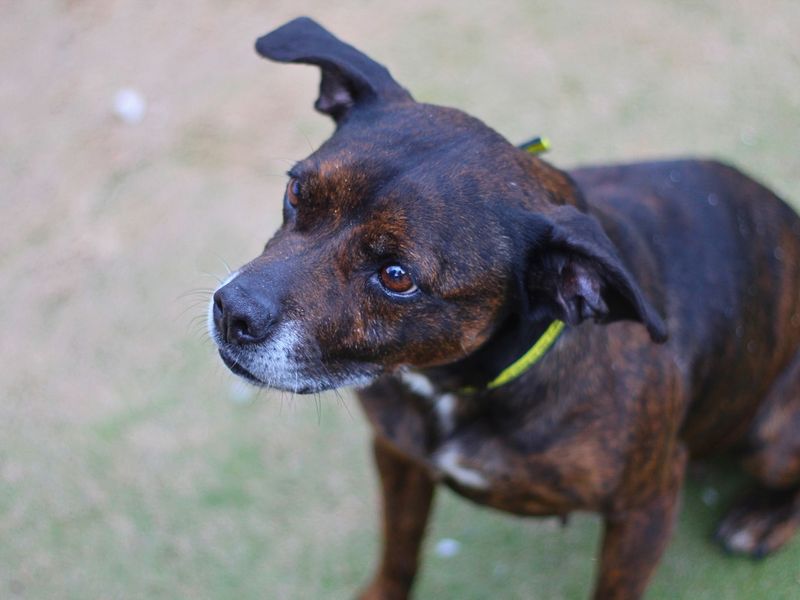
[209,18,800,599]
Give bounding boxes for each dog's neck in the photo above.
[422,312,560,394]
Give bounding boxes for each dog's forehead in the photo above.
[323,102,508,164]
[292,103,520,224]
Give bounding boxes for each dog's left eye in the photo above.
[379,264,418,295]
[286,177,301,207]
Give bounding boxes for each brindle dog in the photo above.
[208,17,800,600]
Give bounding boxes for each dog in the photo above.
[207,17,800,600]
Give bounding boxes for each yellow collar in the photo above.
[461,320,565,394]
[520,135,551,155]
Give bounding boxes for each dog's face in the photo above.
[208,18,666,393]
[210,103,529,392]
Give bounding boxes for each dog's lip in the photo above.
[218,349,263,385]
[217,347,380,394]
[217,349,323,393]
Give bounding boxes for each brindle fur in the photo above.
[210,18,800,600]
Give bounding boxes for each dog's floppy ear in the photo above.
[255,17,412,123]
[521,206,667,343]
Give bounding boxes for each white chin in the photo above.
[211,316,380,394]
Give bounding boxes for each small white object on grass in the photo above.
[701,486,720,507]
[113,88,146,123]
[434,537,461,558]
[492,563,510,577]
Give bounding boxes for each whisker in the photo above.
[177,288,215,299]
[183,304,210,320]
[337,390,355,422]
[271,157,301,168]
[200,270,225,285]
[213,254,233,275]
[315,362,356,422]
[300,132,316,154]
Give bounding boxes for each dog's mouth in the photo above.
[217,348,355,394]
[218,348,384,395]
[218,349,264,386]
[210,303,383,393]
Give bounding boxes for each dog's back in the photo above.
[572,159,800,454]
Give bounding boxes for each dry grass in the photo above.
[2,0,799,598]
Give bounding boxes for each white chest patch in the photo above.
[434,443,490,490]
[400,371,458,435]
[399,372,486,488]
[399,371,436,398]
[434,393,457,435]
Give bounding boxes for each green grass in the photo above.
[4,387,800,599]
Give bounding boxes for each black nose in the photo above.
[213,281,279,345]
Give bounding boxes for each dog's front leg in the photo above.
[592,446,687,600]
[358,436,436,600]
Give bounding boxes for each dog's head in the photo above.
[208,17,666,393]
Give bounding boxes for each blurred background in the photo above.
[2,1,799,598]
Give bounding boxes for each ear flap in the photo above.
[524,207,668,343]
[255,17,412,123]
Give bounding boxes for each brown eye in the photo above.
[286,177,300,207]
[379,264,417,295]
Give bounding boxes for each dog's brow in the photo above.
[364,232,400,256]
[287,165,307,179]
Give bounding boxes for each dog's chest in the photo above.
[390,371,621,514]
[398,373,509,479]
[399,372,467,437]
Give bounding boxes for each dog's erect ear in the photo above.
[522,206,668,343]
[255,17,412,123]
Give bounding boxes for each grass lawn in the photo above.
[2,1,799,598]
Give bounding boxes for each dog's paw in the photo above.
[715,488,800,558]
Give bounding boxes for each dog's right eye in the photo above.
[286,177,301,207]
[378,264,418,295]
